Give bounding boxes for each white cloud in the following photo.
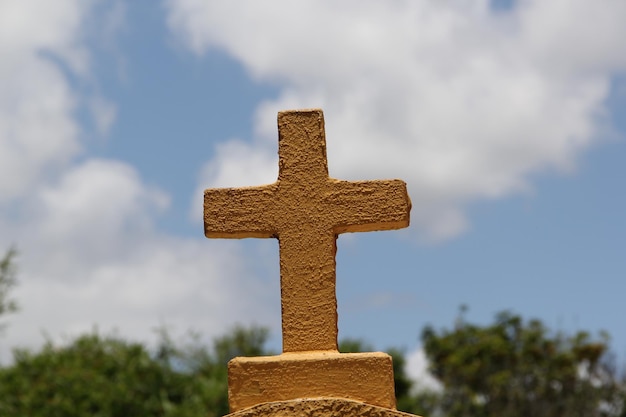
[0,0,89,74]
[406,347,443,393]
[0,0,93,202]
[167,0,626,241]
[10,231,276,354]
[25,160,169,277]
[0,0,279,362]
[0,50,79,202]
[2,159,279,363]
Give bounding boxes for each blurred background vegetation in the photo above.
[0,249,624,417]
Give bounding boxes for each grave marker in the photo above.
[204,109,412,414]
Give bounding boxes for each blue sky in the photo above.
[1,0,625,380]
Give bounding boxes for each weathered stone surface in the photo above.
[228,351,396,412]
[204,109,413,415]
[226,398,421,417]
[204,109,411,353]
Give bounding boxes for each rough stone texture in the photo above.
[204,109,411,353]
[228,352,396,412]
[204,109,413,415]
[226,398,421,417]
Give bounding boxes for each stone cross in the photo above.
[204,109,411,353]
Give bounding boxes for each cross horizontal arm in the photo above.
[326,179,411,234]
[204,184,277,238]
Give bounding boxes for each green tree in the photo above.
[421,310,623,417]
[159,325,271,417]
[0,333,188,417]
[0,247,18,322]
[0,325,271,417]
[0,322,430,417]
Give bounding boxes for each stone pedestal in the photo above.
[228,351,396,412]
[227,398,419,417]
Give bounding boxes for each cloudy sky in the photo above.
[1,0,625,380]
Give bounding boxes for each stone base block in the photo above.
[228,351,396,412]
[226,398,419,417]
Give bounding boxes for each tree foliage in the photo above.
[0,304,623,417]
[0,247,18,320]
[0,334,191,417]
[0,326,419,417]
[421,310,624,417]
[0,326,269,417]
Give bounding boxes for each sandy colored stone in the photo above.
[204,109,411,353]
[226,398,421,417]
[228,351,396,412]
